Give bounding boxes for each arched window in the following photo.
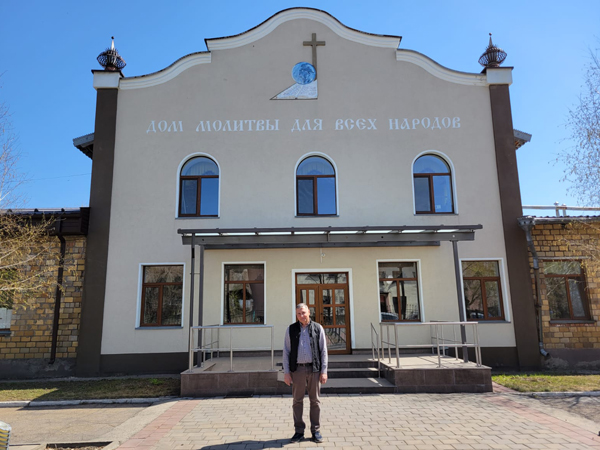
[413,154,454,214]
[296,156,336,216]
[179,156,219,217]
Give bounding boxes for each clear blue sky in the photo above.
[1,0,599,210]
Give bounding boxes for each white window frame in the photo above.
[375,259,425,323]
[136,262,186,328]
[459,257,511,323]
[294,152,340,217]
[221,261,267,325]
[175,152,221,219]
[0,307,12,331]
[411,150,458,215]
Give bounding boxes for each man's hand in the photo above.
[320,373,328,384]
[284,373,292,386]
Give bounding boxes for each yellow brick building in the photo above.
[520,216,600,369]
[0,209,88,378]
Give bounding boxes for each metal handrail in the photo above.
[379,321,481,368]
[370,323,381,371]
[188,324,275,372]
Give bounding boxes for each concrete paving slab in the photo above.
[2,391,600,449]
[0,402,155,445]
[109,393,600,449]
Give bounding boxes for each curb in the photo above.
[0,396,178,408]
[525,391,600,398]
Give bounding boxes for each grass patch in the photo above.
[492,373,600,392]
[0,377,180,402]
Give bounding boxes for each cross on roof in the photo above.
[303,33,325,78]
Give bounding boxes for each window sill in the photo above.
[295,215,339,218]
[135,326,184,330]
[414,213,457,216]
[175,216,220,220]
[0,330,11,337]
[549,320,596,325]
[468,320,510,324]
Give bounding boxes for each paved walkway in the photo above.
[113,393,600,450]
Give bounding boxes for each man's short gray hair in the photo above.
[296,303,309,310]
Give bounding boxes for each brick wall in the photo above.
[530,223,600,351]
[0,236,86,373]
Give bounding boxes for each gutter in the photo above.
[518,216,550,358]
[50,216,66,364]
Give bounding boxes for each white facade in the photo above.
[80,9,536,373]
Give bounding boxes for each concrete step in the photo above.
[327,367,381,379]
[328,360,378,369]
[322,377,395,394]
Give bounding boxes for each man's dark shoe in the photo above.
[311,431,323,443]
[290,432,304,443]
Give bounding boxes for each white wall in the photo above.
[99,11,515,354]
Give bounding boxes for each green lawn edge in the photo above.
[492,373,600,393]
[0,377,181,402]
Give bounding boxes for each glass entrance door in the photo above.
[296,273,351,354]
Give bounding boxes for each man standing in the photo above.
[283,303,328,443]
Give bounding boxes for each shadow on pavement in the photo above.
[198,439,291,449]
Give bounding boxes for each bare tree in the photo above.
[0,96,65,309]
[0,96,23,207]
[559,46,600,205]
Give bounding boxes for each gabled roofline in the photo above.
[119,8,401,90]
[396,49,487,86]
[205,7,401,51]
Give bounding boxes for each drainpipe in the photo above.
[518,217,550,358]
[50,216,66,364]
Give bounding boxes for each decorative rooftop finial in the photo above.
[478,33,507,68]
[97,36,126,71]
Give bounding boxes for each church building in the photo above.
[74,8,540,376]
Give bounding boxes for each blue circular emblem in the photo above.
[292,62,316,85]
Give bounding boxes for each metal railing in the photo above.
[378,321,481,368]
[188,324,275,372]
[523,202,600,217]
[370,323,381,371]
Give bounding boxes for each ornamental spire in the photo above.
[97,36,126,71]
[478,33,507,68]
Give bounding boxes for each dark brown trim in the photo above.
[489,84,540,369]
[179,174,219,217]
[458,346,519,368]
[76,88,119,376]
[296,176,336,216]
[413,173,454,214]
[100,352,187,375]
[50,233,66,364]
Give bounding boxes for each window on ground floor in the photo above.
[544,260,590,321]
[462,260,504,321]
[0,270,15,332]
[378,262,420,322]
[224,264,265,324]
[140,265,183,327]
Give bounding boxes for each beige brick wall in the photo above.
[530,223,600,349]
[0,236,86,360]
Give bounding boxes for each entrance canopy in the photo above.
[177,225,482,249]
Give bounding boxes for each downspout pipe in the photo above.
[50,215,66,364]
[518,216,550,358]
